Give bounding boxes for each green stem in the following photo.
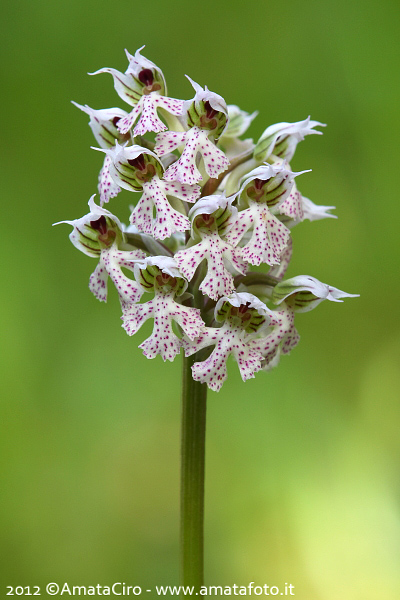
[180,351,208,593]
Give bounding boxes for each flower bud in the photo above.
[253,117,325,162]
[272,275,359,312]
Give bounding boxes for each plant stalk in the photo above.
[180,351,208,593]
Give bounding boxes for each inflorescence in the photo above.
[56,47,358,391]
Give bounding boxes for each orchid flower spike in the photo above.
[57,47,358,389]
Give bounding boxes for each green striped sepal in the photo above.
[133,256,187,296]
[53,196,124,257]
[253,117,325,163]
[215,292,270,334]
[272,276,359,312]
[94,143,163,192]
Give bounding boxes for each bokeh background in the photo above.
[1,0,399,598]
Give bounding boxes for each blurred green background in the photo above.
[1,0,399,598]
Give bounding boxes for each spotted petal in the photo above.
[175,230,246,300]
[117,94,184,136]
[130,177,192,240]
[268,238,293,281]
[250,306,299,370]
[98,155,121,206]
[279,182,304,220]
[225,202,290,266]
[183,322,264,392]
[154,131,187,156]
[159,127,230,185]
[122,291,204,362]
[89,245,145,304]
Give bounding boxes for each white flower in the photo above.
[183,293,272,391]
[95,143,201,239]
[122,257,205,361]
[53,197,145,303]
[89,46,166,105]
[154,78,230,185]
[155,128,230,186]
[117,94,184,137]
[225,163,305,266]
[89,47,183,137]
[254,117,326,162]
[268,238,293,281]
[174,194,246,300]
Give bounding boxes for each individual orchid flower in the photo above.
[271,275,359,312]
[71,103,133,206]
[94,143,201,239]
[174,194,247,301]
[89,47,184,137]
[253,117,326,162]
[155,77,230,185]
[122,256,205,361]
[247,275,359,370]
[183,292,272,391]
[225,163,307,266]
[53,196,145,304]
[219,104,258,159]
